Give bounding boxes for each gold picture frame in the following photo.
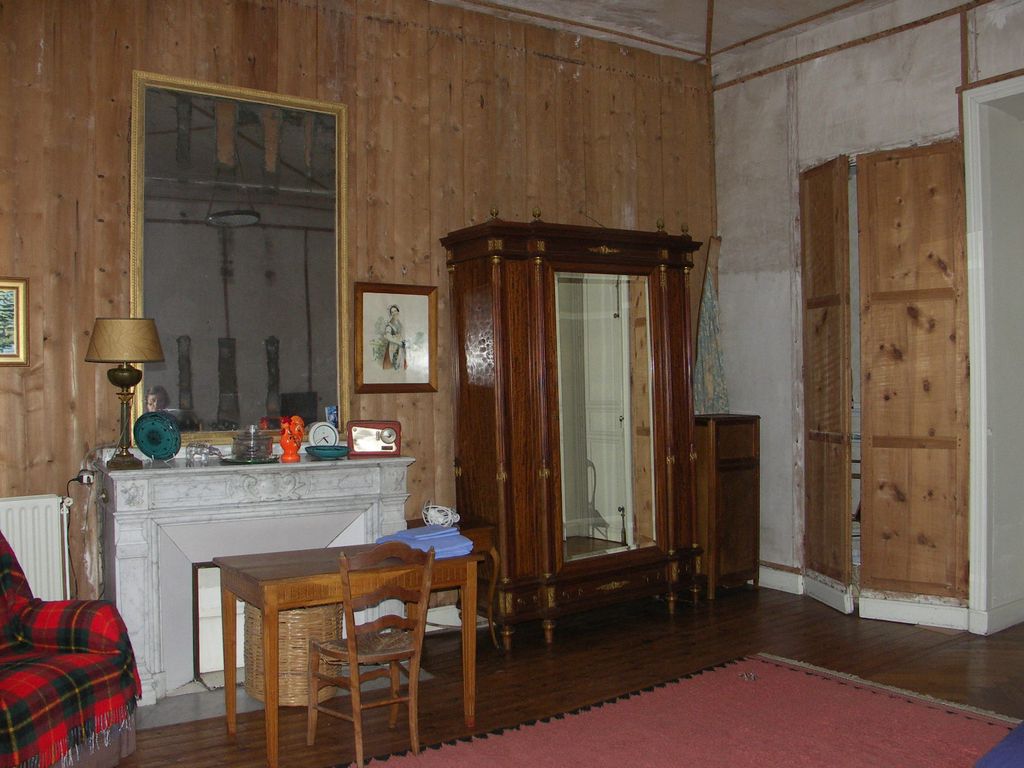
[354,282,437,393]
[0,277,28,366]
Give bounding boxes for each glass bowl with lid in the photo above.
[232,425,273,461]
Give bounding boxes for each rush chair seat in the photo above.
[306,541,435,766]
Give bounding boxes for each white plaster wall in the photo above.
[973,0,1024,80]
[713,0,963,85]
[712,0,1024,580]
[715,69,801,568]
[720,270,800,565]
[794,17,960,166]
[715,71,794,272]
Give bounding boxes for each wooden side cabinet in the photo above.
[694,414,760,598]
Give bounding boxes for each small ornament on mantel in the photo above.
[280,415,305,463]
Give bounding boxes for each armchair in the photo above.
[0,531,141,768]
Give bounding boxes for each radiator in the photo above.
[0,494,70,600]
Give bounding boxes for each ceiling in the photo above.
[437,0,884,58]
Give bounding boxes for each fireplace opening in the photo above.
[192,562,245,690]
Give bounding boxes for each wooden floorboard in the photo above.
[124,588,1024,767]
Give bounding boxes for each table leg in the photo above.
[221,584,237,735]
[262,595,280,768]
[461,560,477,729]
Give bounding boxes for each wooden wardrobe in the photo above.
[442,218,701,649]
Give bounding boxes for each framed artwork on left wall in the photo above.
[354,282,437,393]
[0,278,28,366]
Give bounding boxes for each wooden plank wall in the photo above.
[0,0,713,597]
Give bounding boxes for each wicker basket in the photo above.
[243,603,343,706]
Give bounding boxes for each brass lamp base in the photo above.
[106,363,144,471]
[107,451,144,471]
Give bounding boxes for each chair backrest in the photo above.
[338,541,435,657]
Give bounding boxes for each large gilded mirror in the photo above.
[130,72,348,444]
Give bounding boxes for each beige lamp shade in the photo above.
[85,318,165,363]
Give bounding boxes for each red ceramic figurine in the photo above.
[280,415,305,463]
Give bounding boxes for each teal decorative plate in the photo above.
[305,445,349,460]
[133,411,181,461]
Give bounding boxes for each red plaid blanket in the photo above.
[0,533,141,768]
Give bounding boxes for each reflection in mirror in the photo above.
[130,72,347,443]
[556,272,656,562]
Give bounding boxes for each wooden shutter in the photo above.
[858,141,968,599]
[800,157,853,597]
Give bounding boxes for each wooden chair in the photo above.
[306,541,435,766]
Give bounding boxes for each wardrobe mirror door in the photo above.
[554,271,657,563]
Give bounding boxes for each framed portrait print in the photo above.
[0,278,28,366]
[354,282,437,393]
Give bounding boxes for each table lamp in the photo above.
[86,317,165,470]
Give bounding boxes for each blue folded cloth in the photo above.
[376,525,474,558]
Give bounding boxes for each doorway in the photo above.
[963,74,1024,634]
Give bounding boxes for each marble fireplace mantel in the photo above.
[97,455,412,705]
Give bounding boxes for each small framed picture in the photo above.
[0,278,28,366]
[354,282,438,393]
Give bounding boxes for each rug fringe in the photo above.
[360,656,750,766]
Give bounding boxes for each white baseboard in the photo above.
[758,565,803,595]
[425,604,489,633]
[969,596,1024,635]
[859,595,968,630]
[805,573,855,614]
[426,604,462,632]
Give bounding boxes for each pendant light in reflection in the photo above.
[205,100,261,228]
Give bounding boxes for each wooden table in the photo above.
[214,545,481,768]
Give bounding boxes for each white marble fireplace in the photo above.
[97,455,412,705]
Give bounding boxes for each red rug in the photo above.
[366,654,1018,768]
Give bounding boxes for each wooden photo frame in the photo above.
[354,282,437,393]
[0,278,28,366]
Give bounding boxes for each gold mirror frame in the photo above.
[129,71,349,445]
